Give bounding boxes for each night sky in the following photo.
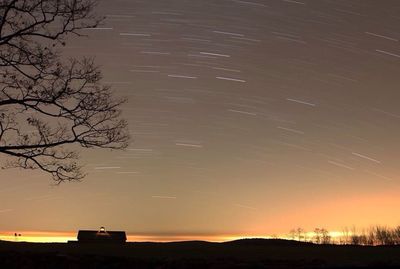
[1,0,400,240]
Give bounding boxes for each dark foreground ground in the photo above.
[1,239,400,269]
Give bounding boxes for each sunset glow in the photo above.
[0,231,75,243]
[0,231,260,243]
[0,230,370,244]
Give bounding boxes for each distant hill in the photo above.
[1,239,400,268]
[223,238,314,246]
[124,238,313,247]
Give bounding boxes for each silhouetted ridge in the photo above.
[224,238,314,246]
[126,240,217,247]
[1,240,400,269]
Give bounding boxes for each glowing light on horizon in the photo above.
[0,231,346,243]
[0,232,75,243]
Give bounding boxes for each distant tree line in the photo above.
[343,226,400,246]
[288,226,400,246]
[288,227,331,244]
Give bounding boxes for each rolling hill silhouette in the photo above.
[1,238,400,268]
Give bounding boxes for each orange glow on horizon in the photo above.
[248,189,400,235]
[0,231,270,243]
[0,230,346,243]
[0,231,76,243]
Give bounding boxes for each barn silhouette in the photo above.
[77,227,127,243]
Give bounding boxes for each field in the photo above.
[1,239,400,268]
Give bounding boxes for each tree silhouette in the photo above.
[313,228,321,244]
[296,227,304,242]
[320,228,331,244]
[288,228,296,240]
[394,226,400,245]
[0,0,129,182]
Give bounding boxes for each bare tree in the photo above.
[341,226,350,245]
[313,228,330,244]
[288,228,296,240]
[320,228,331,244]
[350,234,360,245]
[393,226,400,245]
[350,226,359,245]
[313,228,321,244]
[296,227,304,242]
[374,226,394,245]
[0,0,129,182]
[392,226,400,245]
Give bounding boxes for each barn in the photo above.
[77,227,127,243]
